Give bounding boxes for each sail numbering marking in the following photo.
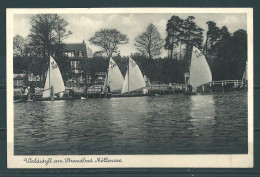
[194,49,203,58]
[130,59,136,67]
[51,61,58,69]
[110,61,117,69]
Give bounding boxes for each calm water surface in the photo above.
[14,91,248,155]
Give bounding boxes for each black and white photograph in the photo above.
[7,8,253,168]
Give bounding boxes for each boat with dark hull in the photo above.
[183,91,197,95]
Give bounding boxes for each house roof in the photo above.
[63,43,87,57]
[14,73,25,78]
[13,75,24,80]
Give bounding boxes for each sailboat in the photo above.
[241,61,248,89]
[102,58,124,97]
[185,46,212,95]
[143,74,151,86]
[121,58,146,94]
[39,56,66,101]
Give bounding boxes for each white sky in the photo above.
[14,13,247,57]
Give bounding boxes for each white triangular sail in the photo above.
[104,58,124,92]
[242,61,248,81]
[121,58,146,94]
[43,56,65,98]
[190,47,212,87]
[102,74,108,93]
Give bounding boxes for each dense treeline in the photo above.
[203,21,247,80]
[13,14,247,85]
[81,54,186,84]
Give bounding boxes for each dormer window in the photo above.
[79,51,83,57]
[63,51,75,57]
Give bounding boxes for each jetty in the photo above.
[68,80,246,98]
[14,79,247,101]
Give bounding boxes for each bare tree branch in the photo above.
[134,24,164,59]
[89,29,129,58]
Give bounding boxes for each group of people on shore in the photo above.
[21,84,35,95]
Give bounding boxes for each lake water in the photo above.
[14,91,248,155]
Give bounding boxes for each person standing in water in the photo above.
[107,85,111,94]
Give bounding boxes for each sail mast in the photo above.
[128,58,130,94]
[189,46,193,86]
[49,55,51,98]
[105,67,109,93]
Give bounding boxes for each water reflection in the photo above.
[189,94,216,150]
[14,92,248,155]
[109,97,149,153]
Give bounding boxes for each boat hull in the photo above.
[183,91,197,95]
[111,93,156,98]
[14,96,75,103]
[80,93,156,99]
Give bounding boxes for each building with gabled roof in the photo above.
[51,40,87,74]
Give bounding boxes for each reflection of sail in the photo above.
[190,47,212,87]
[29,100,67,146]
[43,56,65,98]
[190,95,216,120]
[104,58,124,92]
[189,95,216,140]
[121,58,146,94]
[109,97,149,143]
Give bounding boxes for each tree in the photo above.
[135,24,164,59]
[55,16,72,44]
[165,16,183,59]
[29,14,71,56]
[89,29,129,58]
[28,14,71,61]
[203,21,221,56]
[13,35,26,56]
[227,29,247,79]
[210,26,231,80]
[204,20,247,80]
[182,16,204,60]
[27,14,72,79]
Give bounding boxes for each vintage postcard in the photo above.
[7,8,253,168]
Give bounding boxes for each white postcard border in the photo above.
[6,8,254,168]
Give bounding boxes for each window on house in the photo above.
[52,52,55,57]
[79,51,83,57]
[64,51,75,57]
[71,61,80,73]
